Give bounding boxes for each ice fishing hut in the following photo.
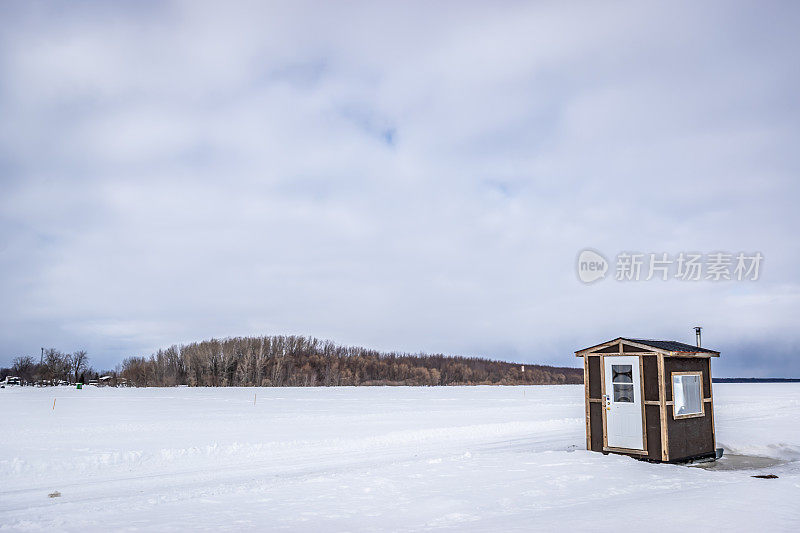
[575,337,719,463]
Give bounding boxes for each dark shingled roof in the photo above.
[623,338,719,354]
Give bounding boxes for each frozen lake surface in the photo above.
[1,384,799,531]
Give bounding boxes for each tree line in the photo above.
[3,349,93,385]
[118,335,582,387]
[2,336,583,387]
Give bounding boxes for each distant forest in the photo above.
[3,336,583,387]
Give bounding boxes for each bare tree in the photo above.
[11,356,36,383]
[71,350,89,383]
[114,335,583,387]
[43,349,69,383]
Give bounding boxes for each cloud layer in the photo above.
[1,1,799,376]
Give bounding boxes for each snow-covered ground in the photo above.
[1,384,798,531]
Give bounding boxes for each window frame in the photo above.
[611,364,634,403]
[671,371,705,419]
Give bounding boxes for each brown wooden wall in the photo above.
[589,402,604,452]
[664,357,711,401]
[666,403,715,460]
[588,356,602,399]
[663,357,714,461]
[642,356,659,402]
[645,404,662,461]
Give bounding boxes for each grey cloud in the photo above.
[1,1,799,376]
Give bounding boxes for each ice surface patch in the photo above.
[1,384,799,532]
[427,513,481,526]
[718,442,800,462]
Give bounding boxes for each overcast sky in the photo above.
[1,1,799,377]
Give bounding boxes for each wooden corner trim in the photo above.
[708,359,716,451]
[584,355,591,450]
[600,355,608,450]
[639,354,647,454]
[657,353,669,461]
[575,338,624,356]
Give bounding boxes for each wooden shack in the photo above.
[575,337,719,463]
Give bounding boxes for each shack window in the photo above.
[612,364,634,403]
[672,372,703,418]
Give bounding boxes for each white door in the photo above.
[603,356,644,450]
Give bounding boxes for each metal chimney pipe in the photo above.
[694,326,702,348]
